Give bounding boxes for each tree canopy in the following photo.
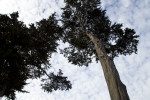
[61,0,139,66]
[0,12,71,100]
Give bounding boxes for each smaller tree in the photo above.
[0,12,71,100]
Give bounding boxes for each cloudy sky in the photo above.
[0,0,150,100]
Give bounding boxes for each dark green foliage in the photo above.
[0,12,30,100]
[61,0,139,66]
[0,12,71,100]
[27,13,62,78]
[41,69,72,92]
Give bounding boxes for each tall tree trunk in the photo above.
[85,32,130,100]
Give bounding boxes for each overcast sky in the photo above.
[0,0,150,100]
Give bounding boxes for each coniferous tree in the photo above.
[0,12,71,100]
[61,0,139,100]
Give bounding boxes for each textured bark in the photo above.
[85,32,130,100]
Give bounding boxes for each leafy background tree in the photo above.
[0,12,71,100]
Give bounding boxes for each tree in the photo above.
[61,0,139,100]
[0,12,71,100]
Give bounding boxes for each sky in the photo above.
[0,0,150,100]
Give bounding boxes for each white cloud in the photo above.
[1,0,150,100]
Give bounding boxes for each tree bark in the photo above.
[85,32,130,100]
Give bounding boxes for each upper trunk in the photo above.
[85,32,130,100]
